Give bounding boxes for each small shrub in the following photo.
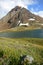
[8,56,18,65]
[0,50,4,58]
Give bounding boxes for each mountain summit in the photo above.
[0,6,43,30]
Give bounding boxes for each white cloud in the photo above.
[0,0,14,11]
[32,11,43,17]
[0,0,37,19]
[31,8,43,17]
[0,0,37,10]
[37,11,43,17]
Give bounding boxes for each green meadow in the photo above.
[0,38,43,65]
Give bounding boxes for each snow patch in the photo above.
[19,20,21,23]
[19,23,29,26]
[17,20,21,25]
[29,18,35,21]
[40,24,43,26]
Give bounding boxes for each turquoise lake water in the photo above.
[0,29,43,38]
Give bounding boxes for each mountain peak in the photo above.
[10,6,22,12]
[0,6,43,31]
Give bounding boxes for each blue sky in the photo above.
[0,0,43,19]
[28,0,43,11]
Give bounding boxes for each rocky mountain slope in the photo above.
[0,6,43,31]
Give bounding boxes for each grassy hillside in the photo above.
[0,26,41,32]
[0,38,43,65]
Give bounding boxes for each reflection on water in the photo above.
[0,29,43,38]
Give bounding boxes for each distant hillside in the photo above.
[0,6,43,31]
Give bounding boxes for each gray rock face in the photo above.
[19,55,34,65]
[24,55,34,63]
